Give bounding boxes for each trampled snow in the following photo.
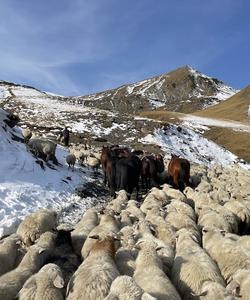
[141,125,250,170]
[0,109,98,238]
[181,115,250,132]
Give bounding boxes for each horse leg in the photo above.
[103,170,107,185]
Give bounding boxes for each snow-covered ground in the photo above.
[181,115,250,132]
[0,109,101,238]
[141,125,250,170]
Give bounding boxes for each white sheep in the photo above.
[202,227,250,283]
[66,153,76,170]
[224,201,250,232]
[120,210,133,227]
[226,269,250,299]
[140,194,162,214]
[104,275,143,300]
[161,184,187,201]
[141,293,158,300]
[198,208,235,233]
[119,226,136,249]
[115,247,137,277]
[17,209,57,246]
[106,190,128,214]
[66,235,120,300]
[71,207,99,256]
[86,155,100,171]
[196,281,235,300]
[0,232,56,300]
[148,187,169,204]
[166,199,196,222]
[165,211,200,241]
[147,216,176,249]
[28,138,58,163]
[81,214,120,259]
[126,200,145,221]
[133,239,181,300]
[69,148,86,164]
[171,228,225,299]
[19,263,65,300]
[145,206,165,224]
[0,234,22,276]
[22,127,32,142]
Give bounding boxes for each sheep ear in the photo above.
[149,224,157,235]
[156,245,164,251]
[191,291,208,297]
[220,230,226,237]
[89,234,100,240]
[134,240,143,249]
[198,291,208,297]
[202,227,209,233]
[53,275,64,288]
[227,280,241,296]
[38,248,46,254]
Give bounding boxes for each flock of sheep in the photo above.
[22,127,101,171]
[0,158,250,299]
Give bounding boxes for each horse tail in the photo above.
[107,160,117,197]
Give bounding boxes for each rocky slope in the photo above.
[76,66,237,113]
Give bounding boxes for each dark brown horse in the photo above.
[141,154,165,190]
[100,145,120,187]
[100,145,141,198]
[168,154,190,192]
[100,146,109,185]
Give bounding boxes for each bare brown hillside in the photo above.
[194,85,250,124]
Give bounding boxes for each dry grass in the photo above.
[194,85,250,124]
[139,110,184,123]
[203,127,250,162]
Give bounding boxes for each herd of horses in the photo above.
[100,145,190,199]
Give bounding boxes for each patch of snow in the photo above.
[188,66,238,103]
[181,115,250,132]
[0,109,98,238]
[149,98,165,108]
[140,125,250,170]
[71,120,127,137]
[126,86,134,95]
[0,86,11,99]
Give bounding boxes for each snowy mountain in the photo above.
[76,66,238,113]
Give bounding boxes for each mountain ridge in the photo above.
[75,65,238,114]
[0,65,238,114]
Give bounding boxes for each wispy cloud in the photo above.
[0,0,249,94]
[0,0,114,94]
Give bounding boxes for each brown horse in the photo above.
[168,154,190,192]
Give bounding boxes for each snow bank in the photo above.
[181,115,250,132]
[0,109,96,238]
[140,124,250,169]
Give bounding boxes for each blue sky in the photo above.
[0,0,249,96]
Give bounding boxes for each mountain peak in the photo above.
[78,66,238,114]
